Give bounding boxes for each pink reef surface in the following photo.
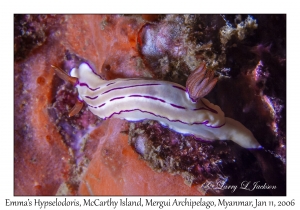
[14,14,286,195]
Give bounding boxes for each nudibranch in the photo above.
[52,62,261,149]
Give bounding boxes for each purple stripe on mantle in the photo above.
[106,82,116,86]
[78,83,101,91]
[88,104,98,108]
[129,95,166,103]
[85,95,98,100]
[143,95,166,103]
[170,103,186,109]
[172,85,186,92]
[98,103,106,108]
[129,95,143,97]
[102,108,225,128]
[101,84,161,95]
[110,96,125,101]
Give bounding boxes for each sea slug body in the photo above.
[53,62,261,149]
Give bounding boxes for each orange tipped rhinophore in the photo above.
[68,100,84,117]
[52,65,83,116]
[51,65,78,85]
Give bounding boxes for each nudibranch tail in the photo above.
[51,65,78,85]
[220,118,261,149]
[186,63,218,101]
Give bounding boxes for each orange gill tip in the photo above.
[186,63,219,101]
[51,65,77,85]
